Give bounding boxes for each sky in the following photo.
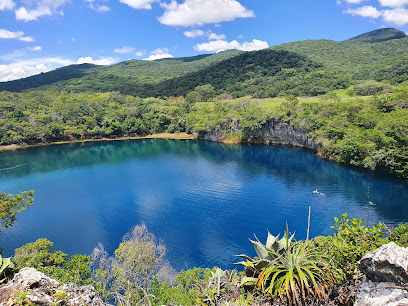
[0,0,407,82]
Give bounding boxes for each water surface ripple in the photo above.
[0,139,407,270]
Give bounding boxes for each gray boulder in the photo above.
[0,267,109,305]
[355,280,408,306]
[358,242,408,284]
[355,242,408,306]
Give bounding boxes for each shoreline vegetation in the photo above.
[1,90,407,179]
[0,132,197,151]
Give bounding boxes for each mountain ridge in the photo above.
[0,28,407,97]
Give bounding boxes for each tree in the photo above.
[0,191,34,235]
[185,91,202,104]
[194,84,215,102]
[91,223,176,304]
[13,238,92,285]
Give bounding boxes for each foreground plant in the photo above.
[237,228,334,305]
[327,213,388,278]
[0,255,14,283]
[237,225,294,280]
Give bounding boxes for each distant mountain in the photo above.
[272,30,408,82]
[1,28,408,97]
[0,63,97,92]
[0,50,243,93]
[345,28,407,43]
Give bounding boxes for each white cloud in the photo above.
[184,29,205,38]
[15,0,69,21]
[18,36,35,42]
[382,8,408,25]
[76,56,117,65]
[0,57,73,82]
[0,29,35,42]
[184,29,226,40]
[208,32,226,40]
[158,0,254,27]
[345,5,382,18]
[151,47,170,54]
[194,38,268,53]
[29,46,42,51]
[89,3,111,12]
[143,48,174,60]
[379,0,408,7]
[114,46,136,54]
[119,0,158,9]
[16,7,52,21]
[0,29,24,39]
[341,0,408,25]
[341,0,368,3]
[0,0,14,10]
[0,63,47,82]
[114,46,145,57]
[143,53,174,60]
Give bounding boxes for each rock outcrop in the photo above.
[0,267,108,305]
[197,120,321,150]
[355,242,408,306]
[258,121,320,150]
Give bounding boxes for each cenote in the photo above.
[0,139,407,270]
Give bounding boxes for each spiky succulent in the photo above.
[237,227,334,305]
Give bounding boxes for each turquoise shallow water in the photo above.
[0,139,407,270]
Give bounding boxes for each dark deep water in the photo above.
[0,139,407,270]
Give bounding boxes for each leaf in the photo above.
[240,277,257,287]
[235,254,253,261]
[249,239,273,260]
[266,231,280,249]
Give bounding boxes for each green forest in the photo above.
[0,28,407,98]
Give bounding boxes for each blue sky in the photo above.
[0,0,407,81]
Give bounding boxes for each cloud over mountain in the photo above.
[159,0,254,26]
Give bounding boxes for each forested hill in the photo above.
[1,28,407,97]
[271,31,408,83]
[0,49,242,93]
[345,28,407,43]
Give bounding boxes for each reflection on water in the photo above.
[0,139,407,270]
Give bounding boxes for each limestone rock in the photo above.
[358,242,408,284]
[356,242,408,306]
[354,280,408,306]
[259,121,321,150]
[196,120,321,150]
[0,267,109,306]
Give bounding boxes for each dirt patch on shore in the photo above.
[0,133,197,151]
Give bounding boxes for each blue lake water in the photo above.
[0,139,407,270]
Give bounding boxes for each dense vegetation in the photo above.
[0,50,243,94]
[1,28,407,98]
[1,88,407,179]
[5,50,348,98]
[345,28,406,43]
[272,30,408,84]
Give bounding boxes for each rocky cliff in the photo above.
[197,120,321,150]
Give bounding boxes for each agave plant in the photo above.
[236,225,294,281]
[237,228,334,305]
